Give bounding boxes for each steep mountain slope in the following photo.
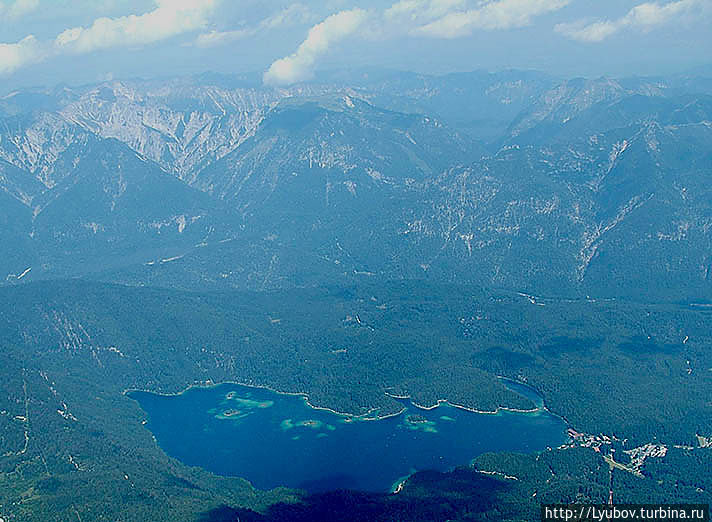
[327,68,557,142]
[0,156,44,207]
[198,95,482,202]
[33,138,227,269]
[0,72,710,300]
[0,134,236,280]
[91,96,486,290]
[580,119,712,298]
[0,189,33,279]
[505,77,712,143]
[0,111,94,195]
[58,81,272,182]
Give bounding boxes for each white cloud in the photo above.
[0,0,220,75]
[264,8,368,86]
[0,35,44,75]
[414,0,570,38]
[556,0,707,42]
[385,0,467,23]
[261,3,312,30]
[263,0,571,85]
[194,29,251,48]
[265,0,569,80]
[193,4,312,49]
[55,0,219,54]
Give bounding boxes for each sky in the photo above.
[0,0,711,91]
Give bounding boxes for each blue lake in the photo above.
[129,380,567,493]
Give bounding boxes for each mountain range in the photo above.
[1,70,712,300]
[2,68,712,521]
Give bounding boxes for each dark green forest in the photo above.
[0,280,710,520]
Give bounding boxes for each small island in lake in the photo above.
[131,383,567,492]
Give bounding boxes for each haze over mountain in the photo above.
[2,70,711,300]
[1,2,712,521]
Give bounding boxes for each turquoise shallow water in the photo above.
[129,380,566,493]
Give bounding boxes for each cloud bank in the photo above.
[264,0,571,85]
[0,0,220,75]
[556,0,706,42]
[263,8,368,86]
[384,0,468,23]
[1,0,707,83]
[415,0,570,38]
[0,35,43,75]
[55,0,218,53]
[194,4,312,49]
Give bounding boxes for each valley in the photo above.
[1,69,711,520]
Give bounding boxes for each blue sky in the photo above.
[0,0,710,90]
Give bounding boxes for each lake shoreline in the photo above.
[124,375,565,424]
[129,377,570,494]
[124,380,408,420]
